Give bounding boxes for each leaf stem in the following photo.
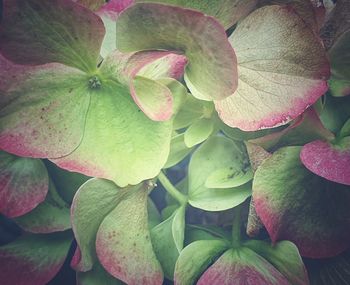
[158,171,188,205]
[231,205,242,248]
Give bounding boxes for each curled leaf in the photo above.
[116,3,238,101]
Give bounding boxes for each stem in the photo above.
[158,171,188,205]
[231,205,242,247]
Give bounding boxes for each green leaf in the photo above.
[71,178,128,271]
[0,152,49,218]
[96,184,163,285]
[0,232,72,285]
[151,206,186,279]
[188,136,251,211]
[132,75,173,121]
[215,5,329,131]
[174,239,229,285]
[164,133,193,168]
[244,240,309,285]
[329,30,350,97]
[0,64,91,158]
[77,261,125,285]
[15,180,71,233]
[173,96,211,130]
[116,3,238,101]
[339,118,350,138]
[205,168,253,189]
[51,78,172,187]
[45,161,90,204]
[0,0,105,72]
[184,118,214,147]
[253,146,350,258]
[135,0,257,29]
[196,248,290,285]
[148,199,161,229]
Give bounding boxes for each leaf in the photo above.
[249,108,335,150]
[188,136,251,211]
[151,206,186,278]
[71,178,128,271]
[77,261,125,285]
[164,133,193,169]
[135,0,257,29]
[244,240,309,285]
[0,0,105,72]
[205,168,253,189]
[173,97,212,130]
[300,138,350,185]
[184,118,214,147]
[116,3,238,101]
[174,239,229,285]
[14,180,71,234]
[339,118,350,138]
[245,143,271,237]
[51,79,172,187]
[253,146,350,258]
[329,30,350,97]
[259,0,325,32]
[196,248,290,285]
[45,161,90,204]
[75,0,106,11]
[0,64,91,158]
[215,5,329,131]
[148,198,161,229]
[0,151,49,218]
[319,94,350,134]
[96,184,163,285]
[0,232,72,285]
[131,75,173,121]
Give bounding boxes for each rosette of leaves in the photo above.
[1,0,349,284]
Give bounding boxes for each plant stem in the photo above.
[158,171,188,205]
[231,205,242,248]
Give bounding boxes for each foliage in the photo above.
[0,0,349,284]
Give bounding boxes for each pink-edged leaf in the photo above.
[96,184,163,285]
[14,180,71,234]
[135,0,257,29]
[243,240,309,285]
[215,5,329,131]
[0,151,48,218]
[174,239,229,285]
[300,139,350,185]
[71,178,128,271]
[101,50,186,121]
[259,0,325,32]
[50,80,173,187]
[0,63,91,158]
[131,76,173,121]
[0,232,72,285]
[97,0,134,20]
[116,3,238,101]
[197,248,290,285]
[0,0,105,72]
[253,146,350,258]
[248,108,334,150]
[50,51,177,186]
